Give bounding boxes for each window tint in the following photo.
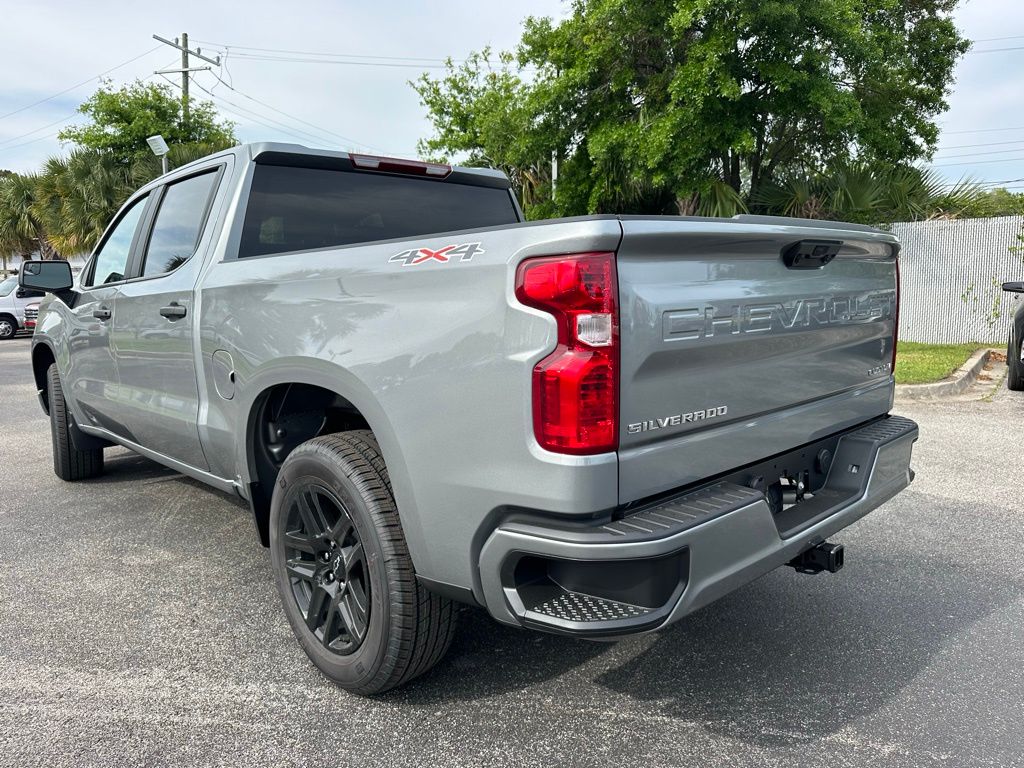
[141,171,219,278]
[238,165,518,258]
[86,196,147,287]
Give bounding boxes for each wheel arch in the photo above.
[238,360,420,562]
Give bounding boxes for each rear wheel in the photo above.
[269,430,456,694]
[1008,327,1024,391]
[0,315,16,339]
[47,364,104,480]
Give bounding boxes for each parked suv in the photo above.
[22,143,918,694]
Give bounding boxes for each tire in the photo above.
[269,430,456,694]
[0,315,16,340]
[47,364,104,480]
[1008,327,1024,391]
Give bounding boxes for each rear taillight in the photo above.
[515,252,618,455]
[892,251,901,374]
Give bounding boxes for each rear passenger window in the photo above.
[238,164,518,258]
[141,170,219,278]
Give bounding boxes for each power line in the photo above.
[942,125,1024,135]
[933,156,1024,168]
[226,52,456,69]
[0,45,162,122]
[184,77,340,146]
[0,131,64,155]
[193,40,529,71]
[192,40,457,64]
[0,111,78,148]
[936,139,1024,151]
[972,35,1024,42]
[935,177,1024,188]
[965,45,1024,54]
[932,147,1024,161]
[205,72,373,151]
[0,71,169,157]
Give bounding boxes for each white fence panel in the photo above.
[890,216,1024,344]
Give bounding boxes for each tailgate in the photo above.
[616,216,899,504]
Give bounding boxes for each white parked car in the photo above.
[0,274,44,339]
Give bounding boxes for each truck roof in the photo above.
[160,142,512,190]
[248,142,511,190]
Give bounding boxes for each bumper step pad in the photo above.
[603,483,765,539]
[528,590,654,623]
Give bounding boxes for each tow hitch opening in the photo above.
[788,542,845,574]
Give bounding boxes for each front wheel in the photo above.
[47,364,104,480]
[1008,327,1024,391]
[0,316,16,339]
[269,430,456,694]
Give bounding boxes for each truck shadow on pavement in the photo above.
[402,495,1020,748]
[594,506,1022,746]
[86,450,247,507]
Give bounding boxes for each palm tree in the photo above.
[33,150,140,255]
[753,163,986,224]
[0,173,46,270]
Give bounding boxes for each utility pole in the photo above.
[153,33,220,129]
[180,32,189,124]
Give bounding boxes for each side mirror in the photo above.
[1003,281,1024,294]
[19,260,73,294]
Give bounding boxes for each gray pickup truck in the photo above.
[22,143,918,694]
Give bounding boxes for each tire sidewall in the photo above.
[269,448,392,687]
[47,364,64,439]
[0,317,15,339]
[1009,326,1024,389]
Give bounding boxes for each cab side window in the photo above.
[85,195,148,288]
[140,171,219,278]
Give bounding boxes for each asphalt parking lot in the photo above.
[1,335,1022,768]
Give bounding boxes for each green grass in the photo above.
[894,342,985,385]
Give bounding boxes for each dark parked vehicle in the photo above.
[21,143,917,694]
[1003,281,1024,391]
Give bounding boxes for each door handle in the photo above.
[92,307,111,320]
[160,303,187,320]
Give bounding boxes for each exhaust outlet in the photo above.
[787,542,844,574]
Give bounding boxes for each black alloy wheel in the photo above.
[282,483,371,655]
[269,431,457,694]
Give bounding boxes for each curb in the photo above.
[895,347,999,400]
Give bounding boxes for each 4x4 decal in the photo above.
[389,242,484,266]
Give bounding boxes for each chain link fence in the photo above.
[889,215,1024,344]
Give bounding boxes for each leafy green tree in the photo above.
[59,80,236,166]
[414,0,969,219]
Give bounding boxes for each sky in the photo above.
[0,0,1022,192]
